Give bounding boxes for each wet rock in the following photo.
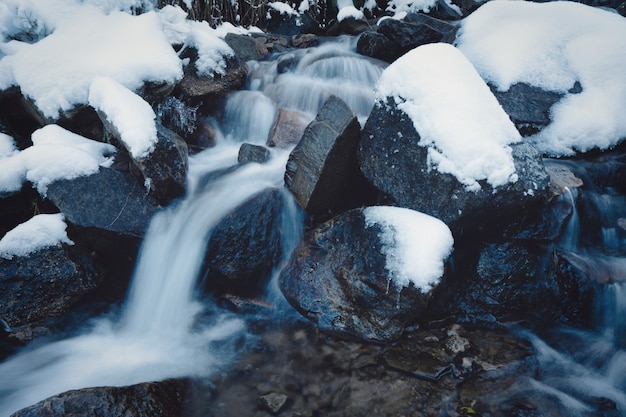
[445,334,471,354]
[11,379,208,417]
[291,33,319,48]
[285,96,374,219]
[545,160,584,197]
[133,124,188,205]
[258,392,288,414]
[356,31,401,63]
[491,83,568,136]
[238,143,270,164]
[278,208,434,342]
[175,50,247,108]
[553,250,605,326]
[325,18,373,36]
[0,245,103,329]
[225,33,269,62]
[202,188,295,297]
[359,99,550,235]
[430,241,559,325]
[503,198,573,242]
[423,0,464,20]
[266,108,310,149]
[46,167,160,238]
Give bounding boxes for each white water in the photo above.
[0,39,383,416]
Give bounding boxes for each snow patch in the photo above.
[89,76,157,159]
[376,43,521,192]
[0,133,17,158]
[456,0,626,156]
[364,206,453,293]
[0,125,115,195]
[0,213,74,259]
[337,6,365,21]
[0,4,182,119]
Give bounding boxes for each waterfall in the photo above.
[0,38,383,416]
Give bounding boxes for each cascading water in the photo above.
[0,37,384,416]
[525,158,626,416]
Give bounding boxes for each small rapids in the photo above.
[524,158,626,416]
[0,38,383,416]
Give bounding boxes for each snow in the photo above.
[267,2,299,16]
[187,20,234,76]
[0,133,17,158]
[337,6,365,22]
[456,0,626,156]
[89,76,157,159]
[0,1,182,119]
[0,125,115,195]
[376,43,521,192]
[386,0,461,17]
[0,213,74,259]
[364,206,453,292]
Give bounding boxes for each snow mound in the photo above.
[337,6,365,21]
[456,0,626,156]
[364,206,453,292]
[0,125,115,195]
[89,76,157,159]
[376,43,521,192]
[0,3,182,119]
[0,133,16,158]
[0,213,74,259]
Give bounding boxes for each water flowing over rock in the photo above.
[0,245,102,329]
[237,143,270,164]
[284,96,374,219]
[359,98,550,234]
[279,208,437,342]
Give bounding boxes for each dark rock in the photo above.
[545,159,584,197]
[0,186,56,238]
[133,124,188,205]
[358,99,550,235]
[266,108,310,149]
[278,208,435,342]
[46,167,160,238]
[202,188,296,297]
[11,379,210,417]
[238,143,270,164]
[490,83,566,136]
[553,251,606,326]
[0,245,103,329]
[224,33,269,62]
[325,17,373,36]
[503,199,573,242]
[258,392,288,414]
[356,31,401,63]
[285,96,375,219]
[290,33,319,48]
[422,0,464,20]
[175,51,247,108]
[430,241,561,325]
[264,9,325,36]
[374,15,457,61]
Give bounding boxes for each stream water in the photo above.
[0,35,625,416]
[0,37,382,416]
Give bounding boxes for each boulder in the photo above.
[278,208,435,342]
[202,188,294,297]
[490,83,568,136]
[133,124,188,205]
[285,96,375,219]
[238,143,271,164]
[429,241,559,325]
[356,31,402,63]
[46,167,160,239]
[266,108,310,149]
[224,33,269,62]
[369,15,457,62]
[0,245,103,329]
[174,50,248,108]
[11,379,207,417]
[358,99,550,235]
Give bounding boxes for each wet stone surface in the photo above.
[205,317,536,417]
